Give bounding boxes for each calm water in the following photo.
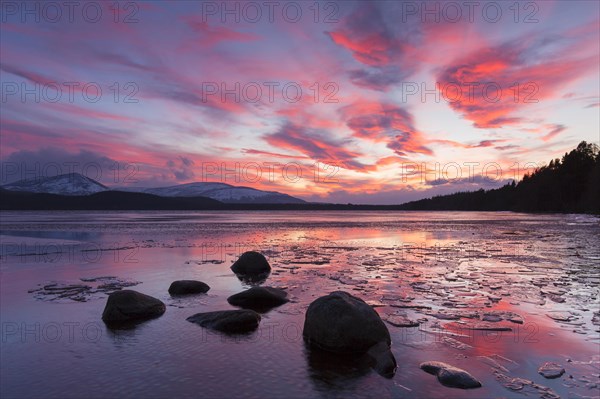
[1,211,599,399]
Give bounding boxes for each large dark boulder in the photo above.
[101,290,165,325]
[186,310,261,334]
[303,291,391,353]
[168,280,210,296]
[420,361,482,389]
[303,291,396,378]
[231,251,271,275]
[227,287,288,312]
[366,341,397,378]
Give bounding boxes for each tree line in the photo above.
[399,141,600,214]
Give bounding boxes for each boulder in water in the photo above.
[186,310,261,334]
[168,280,210,296]
[231,251,271,275]
[420,361,482,389]
[303,291,396,377]
[102,290,166,326]
[303,291,391,353]
[227,287,288,312]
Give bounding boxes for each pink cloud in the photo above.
[437,29,599,129]
[264,123,373,172]
[341,102,433,156]
[182,17,260,47]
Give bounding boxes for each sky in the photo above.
[1,0,599,204]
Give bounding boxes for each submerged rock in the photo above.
[456,322,513,332]
[231,251,271,275]
[31,276,140,302]
[477,355,512,373]
[168,280,210,296]
[385,313,420,327]
[431,312,461,320]
[442,336,472,350]
[420,361,482,389]
[186,310,261,333]
[102,290,166,325]
[227,287,288,312]
[538,362,565,379]
[303,291,396,377]
[481,310,523,324]
[494,370,560,398]
[365,299,387,307]
[546,312,575,322]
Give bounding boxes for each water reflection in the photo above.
[105,325,141,346]
[1,211,598,399]
[234,271,270,286]
[103,317,160,332]
[304,344,372,393]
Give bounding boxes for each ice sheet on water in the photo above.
[29,276,141,302]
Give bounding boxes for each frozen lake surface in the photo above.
[1,211,599,398]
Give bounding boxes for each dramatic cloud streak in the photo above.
[437,26,599,129]
[342,102,432,156]
[264,123,373,172]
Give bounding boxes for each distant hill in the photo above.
[0,188,413,210]
[0,189,223,210]
[399,141,600,214]
[1,142,598,213]
[128,182,306,204]
[2,173,107,195]
[1,173,306,204]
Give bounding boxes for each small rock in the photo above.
[538,362,565,379]
[546,312,573,322]
[431,312,461,320]
[420,361,482,389]
[102,290,166,325]
[466,323,512,332]
[385,314,420,327]
[227,287,288,312]
[231,251,271,275]
[481,311,524,324]
[187,310,261,333]
[365,300,387,307]
[482,313,503,322]
[168,280,210,296]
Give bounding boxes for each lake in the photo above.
[1,211,599,398]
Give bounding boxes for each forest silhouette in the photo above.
[400,141,600,214]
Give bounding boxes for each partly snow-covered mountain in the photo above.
[136,182,306,204]
[2,173,108,196]
[1,173,306,204]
